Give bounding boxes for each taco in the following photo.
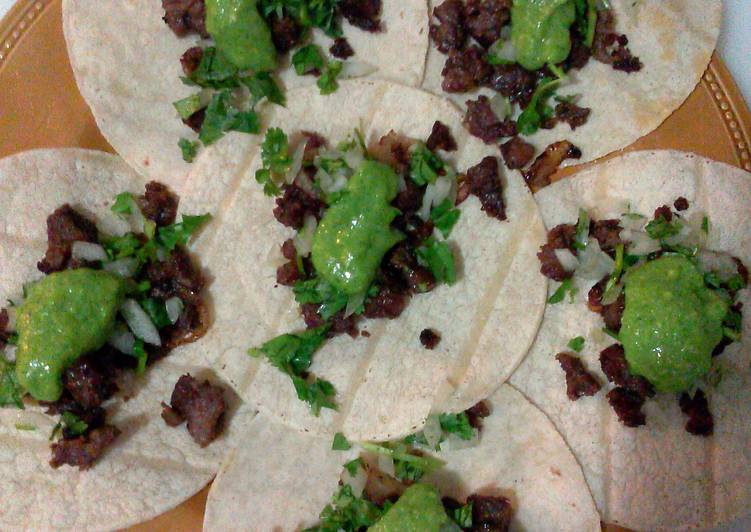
[0,149,251,529]
[509,150,751,530]
[173,79,547,441]
[62,0,429,186]
[204,384,600,531]
[422,0,722,189]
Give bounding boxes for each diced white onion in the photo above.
[294,215,318,258]
[377,453,395,478]
[103,257,140,278]
[342,147,366,171]
[576,238,615,280]
[422,414,443,450]
[698,251,739,280]
[663,221,703,249]
[316,168,348,196]
[295,171,316,195]
[340,61,377,79]
[489,94,512,120]
[621,229,661,255]
[440,432,479,452]
[620,214,646,231]
[4,345,16,363]
[121,299,162,346]
[419,176,453,221]
[285,143,307,185]
[345,291,366,318]
[488,38,516,64]
[71,241,108,262]
[601,281,623,305]
[554,248,579,272]
[165,297,184,324]
[107,325,136,355]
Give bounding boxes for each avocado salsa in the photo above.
[0,182,215,469]
[538,197,748,435]
[162,0,384,162]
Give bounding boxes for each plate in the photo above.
[1,1,750,530]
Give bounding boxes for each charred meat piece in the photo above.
[384,241,436,293]
[180,46,204,76]
[302,131,328,163]
[465,400,491,429]
[269,12,303,53]
[464,95,517,143]
[522,140,582,192]
[162,0,208,38]
[277,239,303,286]
[147,247,205,301]
[468,494,514,532]
[487,63,538,107]
[183,108,206,133]
[464,0,511,48]
[329,37,355,59]
[537,224,577,281]
[273,184,324,229]
[419,329,441,349]
[500,136,535,170]
[587,276,625,332]
[556,353,602,401]
[653,204,673,222]
[679,389,713,436]
[442,46,493,93]
[368,131,414,174]
[592,10,642,73]
[0,309,9,348]
[466,156,506,221]
[339,0,382,32]
[38,204,99,274]
[589,219,623,254]
[62,355,118,410]
[140,181,179,227]
[598,344,654,400]
[162,374,226,447]
[363,288,409,320]
[426,121,458,152]
[566,34,592,71]
[607,387,646,427]
[674,196,690,211]
[430,0,467,53]
[554,102,591,130]
[50,425,120,470]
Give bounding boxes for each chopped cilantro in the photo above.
[645,215,681,240]
[574,0,598,47]
[61,411,88,437]
[727,274,747,292]
[701,215,710,235]
[255,169,281,197]
[140,298,171,329]
[431,198,462,238]
[178,138,200,163]
[293,278,350,320]
[305,485,382,532]
[343,457,363,476]
[186,47,239,89]
[157,214,212,251]
[260,0,343,38]
[409,143,445,186]
[568,336,585,352]
[243,71,285,106]
[131,339,148,375]
[6,332,18,346]
[723,327,741,342]
[517,76,561,136]
[417,238,457,285]
[292,44,325,76]
[0,359,24,409]
[438,412,475,440]
[111,192,137,217]
[602,243,625,300]
[452,502,473,528]
[317,60,343,95]
[256,127,292,195]
[103,233,142,261]
[199,90,260,146]
[173,93,204,120]
[332,432,351,451]
[548,278,577,304]
[572,208,590,251]
[361,441,445,483]
[704,271,722,289]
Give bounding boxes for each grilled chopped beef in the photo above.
[537,224,577,281]
[653,204,673,222]
[464,95,517,143]
[465,400,491,429]
[50,425,120,470]
[487,63,537,107]
[180,46,204,76]
[162,374,226,447]
[500,136,535,169]
[442,46,492,93]
[589,219,623,254]
[426,121,458,152]
[419,328,441,349]
[38,204,99,274]
[273,184,324,229]
[464,0,511,48]
[466,156,506,221]
[554,102,591,130]
[607,387,646,427]
[62,355,118,410]
[269,13,303,53]
[599,344,654,400]
[302,131,328,163]
[146,247,205,301]
[384,241,436,293]
[329,37,355,59]
[556,353,601,400]
[592,10,642,73]
[277,239,304,286]
[162,0,208,38]
[368,131,414,174]
[430,0,467,53]
[140,181,179,227]
[679,389,713,436]
[674,197,690,211]
[0,309,9,348]
[363,289,408,319]
[468,494,513,532]
[339,0,382,32]
[587,276,625,331]
[565,34,592,70]
[183,108,206,133]
[522,140,582,192]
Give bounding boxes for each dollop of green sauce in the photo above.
[206,0,277,71]
[15,269,128,402]
[620,256,728,393]
[511,0,577,71]
[311,160,404,295]
[368,484,451,532]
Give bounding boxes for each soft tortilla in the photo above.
[0,149,252,531]
[174,79,547,441]
[422,0,722,165]
[61,0,429,186]
[204,384,600,531]
[509,150,751,530]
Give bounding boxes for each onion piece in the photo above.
[107,324,136,355]
[340,61,377,79]
[121,299,162,346]
[576,238,614,280]
[103,257,140,278]
[71,241,108,262]
[489,94,511,120]
[554,248,579,272]
[621,229,661,255]
[488,37,516,64]
[422,414,443,450]
[620,213,646,231]
[285,142,307,185]
[419,176,453,221]
[601,281,623,305]
[342,146,366,171]
[294,215,318,258]
[342,459,367,497]
[377,453,395,478]
[345,291,366,318]
[440,432,479,451]
[698,251,739,280]
[165,297,184,324]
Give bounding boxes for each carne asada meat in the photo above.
[556,353,602,400]
[466,156,506,221]
[537,224,577,282]
[38,204,99,274]
[430,0,467,53]
[500,136,535,170]
[162,374,226,447]
[50,425,120,470]
[338,0,382,32]
[679,389,713,436]
[522,140,582,192]
[162,0,208,38]
[464,95,517,143]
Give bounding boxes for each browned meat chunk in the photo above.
[161,374,226,447]
[140,181,179,227]
[556,353,601,400]
[589,219,623,254]
[466,156,506,221]
[0,309,9,348]
[522,140,582,192]
[329,37,354,59]
[464,0,511,48]
[183,108,206,133]
[487,63,537,107]
[162,0,208,38]
[442,46,492,93]
[468,494,514,532]
[38,204,99,274]
[364,289,408,319]
[273,184,324,229]
[269,13,302,53]
[50,425,120,470]
[465,400,491,429]
[430,0,467,53]
[537,224,577,281]
[368,131,414,174]
[419,328,441,349]
[180,46,204,76]
[599,344,654,400]
[426,121,458,152]
[464,95,517,143]
[500,136,535,169]
[607,387,646,427]
[276,239,303,286]
[62,355,118,410]
[679,389,713,436]
[384,241,436,292]
[673,197,690,211]
[592,10,642,73]
[339,0,382,32]
[587,276,625,331]
[653,204,673,222]
[566,34,592,70]
[554,102,591,130]
[302,131,328,163]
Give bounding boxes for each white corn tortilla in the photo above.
[62,0,429,186]
[0,149,253,531]
[509,150,751,530]
[174,79,547,441]
[204,384,600,532]
[423,0,722,165]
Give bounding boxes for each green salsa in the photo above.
[368,484,451,532]
[15,269,128,402]
[311,160,404,295]
[620,256,728,393]
[511,0,577,71]
[205,0,277,71]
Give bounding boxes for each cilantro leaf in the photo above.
[200,90,260,146]
[702,215,710,235]
[568,336,585,352]
[431,198,461,238]
[157,214,212,251]
[317,60,343,95]
[131,338,148,375]
[178,138,200,163]
[645,215,681,240]
[308,0,342,37]
[0,359,24,409]
[292,44,325,76]
[61,411,88,437]
[417,238,457,285]
[548,278,578,304]
[255,169,281,197]
[111,192,137,217]
[255,128,291,196]
[243,71,286,106]
[293,278,349,320]
[173,93,204,120]
[572,208,590,251]
[102,233,143,261]
[332,432,351,451]
[292,375,337,415]
[187,47,239,89]
[361,441,445,483]
[517,76,561,136]
[343,457,363,476]
[452,502,473,529]
[438,412,475,440]
[140,298,171,329]
[306,485,382,532]
[409,143,445,186]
